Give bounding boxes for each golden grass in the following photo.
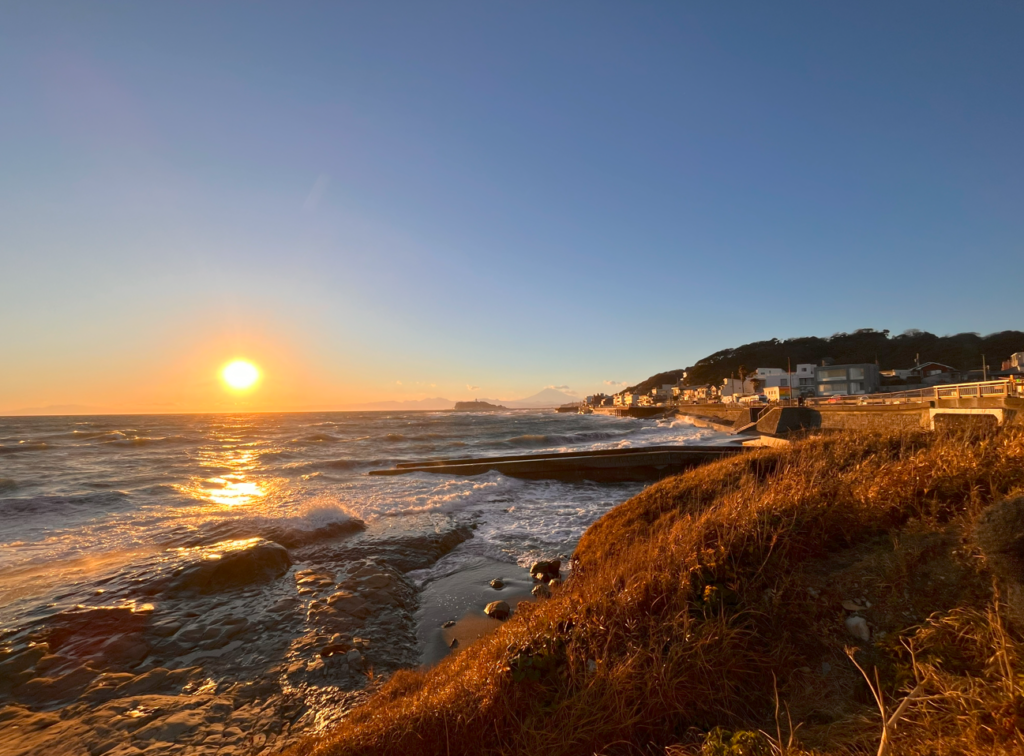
[286,427,1024,756]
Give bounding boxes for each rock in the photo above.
[484,601,510,620]
[532,583,550,600]
[135,709,205,742]
[324,591,370,619]
[42,606,149,657]
[489,579,505,590]
[449,638,459,649]
[548,579,561,590]
[319,644,351,658]
[442,620,456,629]
[845,616,870,642]
[0,646,47,677]
[529,559,561,583]
[842,600,868,612]
[345,649,363,669]
[165,538,291,594]
[268,598,299,613]
[13,664,98,705]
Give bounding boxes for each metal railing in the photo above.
[802,378,1021,407]
[935,380,1017,400]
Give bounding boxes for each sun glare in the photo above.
[221,360,260,390]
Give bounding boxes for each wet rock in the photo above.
[13,664,98,705]
[135,708,206,742]
[530,559,561,583]
[845,615,870,642]
[165,538,291,595]
[489,579,505,590]
[268,597,299,614]
[41,606,149,655]
[548,579,561,590]
[484,601,510,620]
[532,583,550,600]
[345,649,362,669]
[449,638,459,649]
[442,620,456,629]
[0,645,47,677]
[319,644,351,658]
[324,591,370,619]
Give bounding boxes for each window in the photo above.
[781,378,788,386]
[849,381,863,394]
[818,382,848,395]
[849,367,865,380]
[799,377,813,386]
[819,368,847,381]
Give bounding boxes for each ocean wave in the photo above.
[281,458,381,476]
[0,442,50,455]
[384,433,406,442]
[99,435,191,447]
[0,491,130,515]
[289,432,342,444]
[488,430,634,448]
[0,478,16,492]
[165,502,365,549]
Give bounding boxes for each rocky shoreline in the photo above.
[0,513,482,756]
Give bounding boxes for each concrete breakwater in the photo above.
[369,445,747,482]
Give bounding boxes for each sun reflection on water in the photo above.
[182,434,283,508]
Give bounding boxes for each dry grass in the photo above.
[285,427,1024,756]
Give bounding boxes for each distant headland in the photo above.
[452,400,506,411]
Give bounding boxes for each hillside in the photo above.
[622,369,686,396]
[683,328,1024,387]
[286,427,1024,756]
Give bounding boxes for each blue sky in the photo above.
[1,2,1022,411]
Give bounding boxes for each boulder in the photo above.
[845,616,870,642]
[484,601,510,620]
[166,538,291,594]
[490,578,505,590]
[529,559,561,583]
[532,583,550,600]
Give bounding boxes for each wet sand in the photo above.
[416,558,537,666]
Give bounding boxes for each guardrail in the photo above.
[935,380,1018,400]
[802,379,1021,407]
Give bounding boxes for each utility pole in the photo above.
[982,355,988,382]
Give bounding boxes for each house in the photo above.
[1001,352,1024,372]
[764,386,792,402]
[650,384,676,403]
[913,362,958,385]
[815,364,881,396]
[719,376,756,400]
[793,364,816,396]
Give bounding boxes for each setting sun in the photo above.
[221,360,260,390]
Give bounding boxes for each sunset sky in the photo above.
[2,2,1022,414]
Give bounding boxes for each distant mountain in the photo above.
[481,387,579,408]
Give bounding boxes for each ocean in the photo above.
[0,409,728,753]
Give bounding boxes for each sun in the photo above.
[221,360,260,390]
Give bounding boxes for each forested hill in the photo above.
[623,369,687,396]
[681,329,1024,387]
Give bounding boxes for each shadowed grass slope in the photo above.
[287,428,1024,756]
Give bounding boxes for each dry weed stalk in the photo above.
[844,642,930,756]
